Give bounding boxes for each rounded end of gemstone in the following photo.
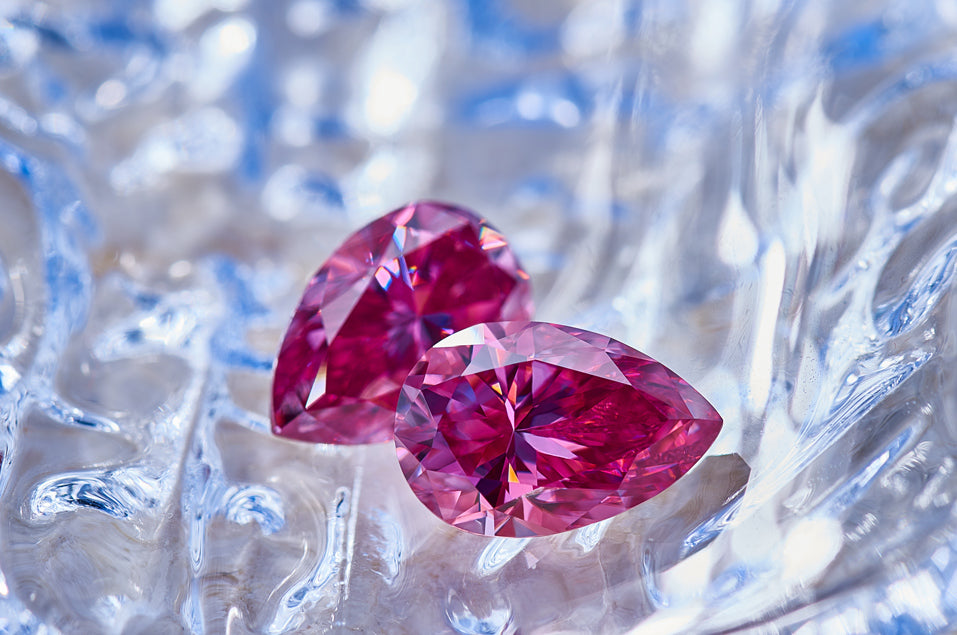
[271,201,534,446]
[394,321,723,537]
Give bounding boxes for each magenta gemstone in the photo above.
[394,322,723,537]
[271,201,534,445]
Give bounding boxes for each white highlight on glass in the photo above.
[782,517,843,583]
[344,147,434,216]
[111,108,242,192]
[189,17,257,102]
[0,19,39,67]
[284,63,324,108]
[286,0,334,38]
[718,192,759,267]
[561,0,626,58]
[95,79,127,109]
[748,240,785,411]
[691,0,740,75]
[352,4,443,136]
[154,0,249,31]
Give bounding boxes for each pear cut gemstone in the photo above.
[271,201,533,445]
[394,322,723,537]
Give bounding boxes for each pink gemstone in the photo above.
[272,201,533,445]
[394,322,723,537]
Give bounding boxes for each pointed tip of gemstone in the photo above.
[394,321,723,537]
[271,202,534,445]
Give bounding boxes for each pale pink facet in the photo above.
[271,201,533,445]
[394,322,723,537]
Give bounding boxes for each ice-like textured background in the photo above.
[0,0,956,633]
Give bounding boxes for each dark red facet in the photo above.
[271,201,533,444]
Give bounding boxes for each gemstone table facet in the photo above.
[394,321,723,537]
[272,201,534,445]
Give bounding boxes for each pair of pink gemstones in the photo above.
[271,201,722,538]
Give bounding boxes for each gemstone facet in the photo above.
[272,201,533,445]
[394,322,723,537]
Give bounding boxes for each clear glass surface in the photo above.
[0,1,955,633]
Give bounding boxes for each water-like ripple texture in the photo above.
[0,1,956,633]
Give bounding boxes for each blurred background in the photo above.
[1,0,957,633]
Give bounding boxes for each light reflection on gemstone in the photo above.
[394,321,723,537]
